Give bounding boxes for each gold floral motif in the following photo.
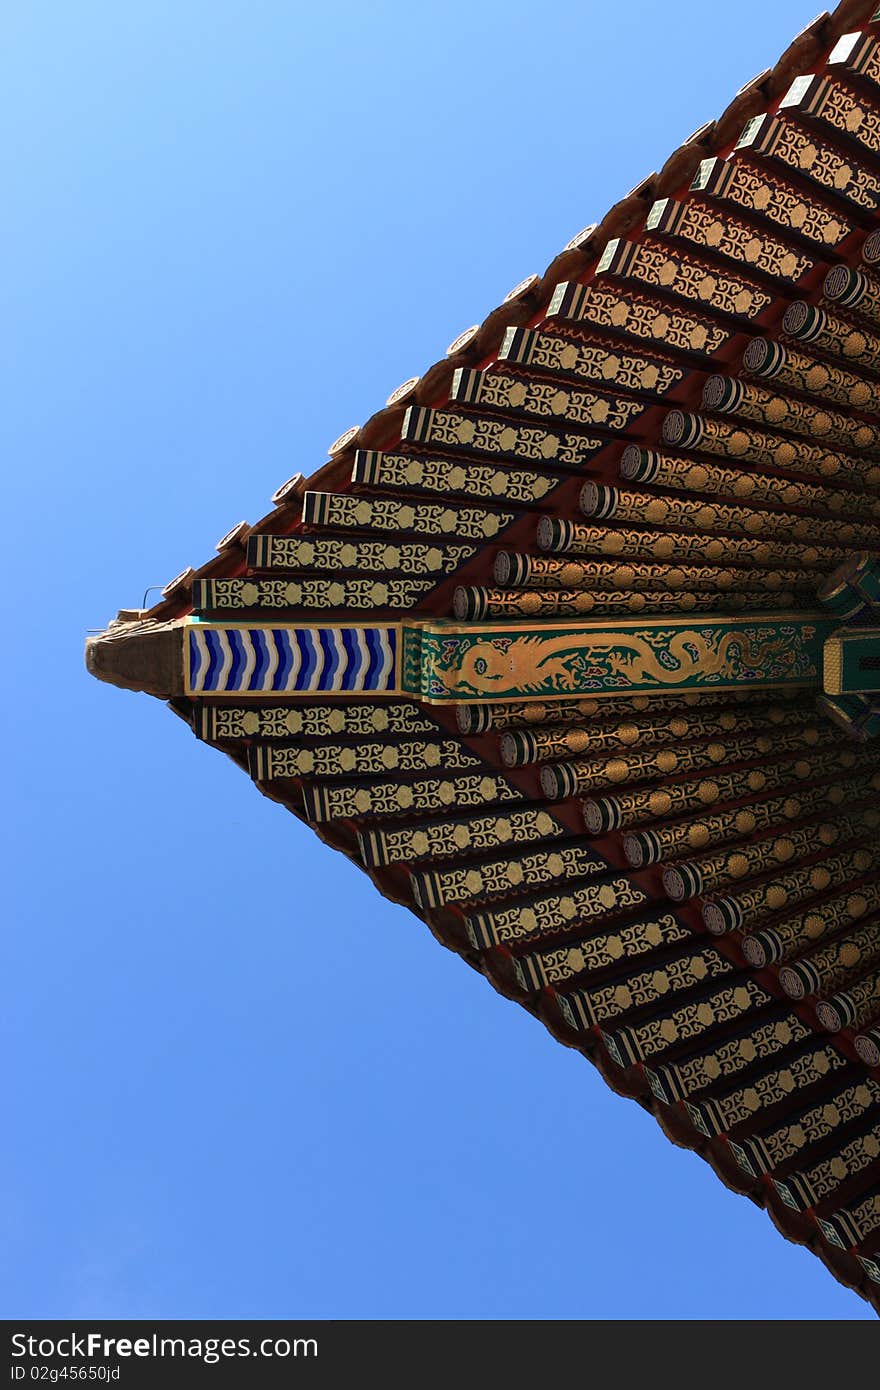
[353,450,556,505]
[794,1125,880,1204]
[567,948,732,1028]
[359,807,564,868]
[711,377,880,455]
[628,449,880,521]
[252,738,479,780]
[707,159,850,247]
[466,874,648,949]
[253,534,475,576]
[193,576,434,612]
[694,1045,844,1136]
[586,744,865,833]
[619,240,771,317]
[303,773,523,822]
[516,912,688,991]
[502,328,683,394]
[757,1074,879,1170]
[649,196,811,283]
[746,342,878,412]
[703,843,880,932]
[409,404,601,467]
[300,490,514,541]
[547,520,839,571]
[657,1012,811,1102]
[463,370,645,433]
[549,283,730,356]
[558,723,824,796]
[200,701,437,741]
[414,843,604,910]
[673,806,880,901]
[611,980,767,1068]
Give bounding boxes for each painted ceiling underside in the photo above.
[88,0,880,1313]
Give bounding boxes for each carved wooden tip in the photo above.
[85,619,186,699]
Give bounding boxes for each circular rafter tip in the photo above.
[742,337,786,376]
[563,223,598,253]
[741,934,769,967]
[456,704,491,735]
[823,263,864,308]
[385,376,420,407]
[160,567,195,599]
[661,409,703,449]
[862,228,880,267]
[214,521,250,551]
[327,426,361,457]
[702,374,744,413]
[702,896,742,935]
[815,998,847,1032]
[446,325,480,357]
[579,481,618,519]
[854,1028,880,1067]
[270,473,306,505]
[503,274,540,304]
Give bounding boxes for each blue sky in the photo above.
[4,1,873,1320]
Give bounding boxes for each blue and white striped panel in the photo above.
[187,624,398,694]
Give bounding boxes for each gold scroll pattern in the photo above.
[350,450,557,505]
[465,875,649,950]
[599,238,773,318]
[627,771,880,866]
[738,113,880,211]
[821,1191,880,1249]
[358,807,565,870]
[692,156,851,248]
[505,704,803,765]
[462,687,792,733]
[623,448,880,519]
[514,911,690,993]
[775,1125,880,1208]
[580,485,872,550]
[193,577,432,611]
[649,1014,813,1106]
[250,534,475,576]
[302,773,524,823]
[198,701,438,742]
[546,724,826,798]
[645,196,812,283]
[669,806,880,901]
[548,283,731,356]
[747,877,880,967]
[783,304,880,371]
[606,979,769,1070]
[402,404,602,467]
[744,341,878,412]
[541,520,838,571]
[412,843,604,911]
[453,369,646,433]
[671,413,880,493]
[498,555,814,593]
[498,327,683,394]
[688,1044,846,1138]
[821,967,880,1033]
[456,586,796,619]
[701,845,880,934]
[802,79,880,161]
[780,917,880,1001]
[558,947,733,1030]
[732,1075,879,1177]
[300,490,514,541]
[586,743,868,834]
[706,378,880,455]
[250,739,480,781]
